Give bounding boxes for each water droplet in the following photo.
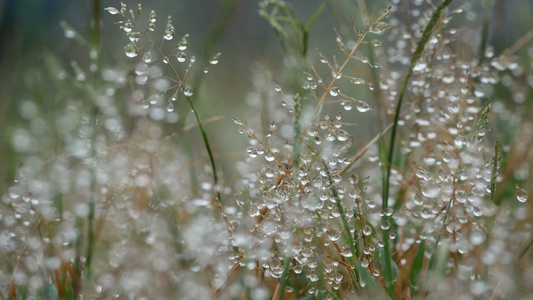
[149,10,157,23]
[264,153,275,162]
[381,220,390,230]
[177,33,190,51]
[183,85,194,97]
[420,207,432,219]
[363,225,372,236]
[470,230,485,245]
[413,62,427,72]
[122,21,133,33]
[329,87,340,97]
[516,184,528,202]
[308,271,320,282]
[124,43,138,58]
[135,63,148,75]
[142,51,153,63]
[169,92,178,102]
[356,101,371,112]
[327,229,341,241]
[163,16,174,40]
[163,30,174,41]
[352,78,363,84]
[370,21,390,34]
[341,246,353,257]
[141,99,150,109]
[127,32,141,42]
[209,52,221,65]
[337,131,349,142]
[166,103,174,112]
[274,85,281,92]
[293,265,303,274]
[105,7,120,14]
[361,258,369,268]
[442,75,455,84]
[176,52,187,63]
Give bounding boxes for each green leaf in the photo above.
[410,239,426,288]
[379,247,398,282]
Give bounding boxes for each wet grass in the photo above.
[2,1,533,299]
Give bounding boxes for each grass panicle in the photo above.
[2,1,533,299]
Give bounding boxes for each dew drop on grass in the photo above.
[176,52,187,63]
[380,220,390,230]
[142,51,153,63]
[363,225,372,236]
[327,230,341,241]
[141,99,150,109]
[135,63,147,75]
[104,7,120,14]
[122,21,133,33]
[470,230,485,245]
[163,30,174,41]
[329,87,340,97]
[166,103,174,112]
[127,32,141,43]
[274,85,281,92]
[64,28,75,39]
[343,101,352,111]
[516,184,528,202]
[264,153,275,162]
[183,85,194,97]
[209,52,221,65]
[177,34,189,51]
[341,246,353,257]
[361,258,369,268]
[124,43,138,58]
[356,101,371,112]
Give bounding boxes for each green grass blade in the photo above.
[276,255,291,300]
[410,239,426,289]
[305,1,327,30]
[382,1,452,298]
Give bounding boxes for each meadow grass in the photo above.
[2,0,533,299]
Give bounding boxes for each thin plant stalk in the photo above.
[324,161,366,292]
[86,0,102,279]
[186,96,227,225]
[276,255,291,300]
[127,14,228,225]
[382,1,452,297]
[482,141,499,300]
[477,0,492,66]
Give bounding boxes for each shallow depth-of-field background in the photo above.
[1,0,533,299]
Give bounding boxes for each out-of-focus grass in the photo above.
[1,1,533,299]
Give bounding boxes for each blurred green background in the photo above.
[1,0,532,192]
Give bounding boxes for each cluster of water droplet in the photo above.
[104,3,227,121]
[3,1,533,299]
